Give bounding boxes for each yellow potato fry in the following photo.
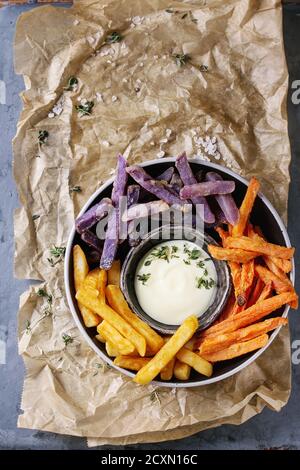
[133,316,198,385]
[98,269,107,303]
[83,268,100,293]
[201,334,269,362]
[225,236,294,260]
[174,360,191,381]
[79,305,101,327]
[107,260,121,286]
[73,245,89,291]
[199,317,288,355]
[76,289,146,356]
[106,341,120,357]
[97,321,135,356]
[160,357,175,381]
[114,356,151,371]
[208,245,259,263]
[105,285,164,354]
[176,348,212,377]
[201,291,297,338]
[232,177,260,237]
[95,333,105,343]
[73,246,101,327]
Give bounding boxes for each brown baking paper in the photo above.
[13,0,292,446]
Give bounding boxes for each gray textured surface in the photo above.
[0,3,300,450]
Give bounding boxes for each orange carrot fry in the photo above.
[200,291,297,338]
[255,265,293,294]
[253,226,292,273]
[232,177,260,237]
[236,260,255,307]
[247,277,265,308]
[201,334,269,362]
[217,290,236,322]
[215,227,242,296]
[199,317,287,355]
[225,235,294,260]
[257,281,273,302]
[208,245,259,263]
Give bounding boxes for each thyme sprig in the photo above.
[25,288,53,335]
[75,101,94,117]
[47,246,66,267]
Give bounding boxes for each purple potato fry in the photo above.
[127,165,188,211]
[127,184,140,207]
[122,200,169,222]
[180,180,235,198]
[169,171,183,194]
[81,229,103,252]
[75,197,112,234]
[156,167,175,183]
[195,169,204,182]
[205,172,239,225]
[175,153,215,224]
[100,208,119,270]
[111,154,128,207]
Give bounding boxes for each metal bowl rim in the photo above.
[64,157,295,388]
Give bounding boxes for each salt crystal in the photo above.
[111,95,118,102]
[166,129,172,138]
[156,150,165,159]
[102,140,110,148]
[96,92,104,103]
[140,62,144,67]
[73,19,80,26]
[160,138,168,144]
[150,141,155,146]
[48,112,55,119]
[153,55,159,60]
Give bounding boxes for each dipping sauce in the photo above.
[134,240,217,325]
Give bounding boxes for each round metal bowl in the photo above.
[64,157,295,388]
[120,225,231,335]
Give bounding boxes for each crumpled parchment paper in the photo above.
[13,0,292,446]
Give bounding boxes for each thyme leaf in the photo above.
[196,276,215,290]
[70,185,82,193]
[105,31,122,44]
[38,130,49,145]
[137,273,151,285]
[200,65,209,72]
[173,53,190,67]
[62,333,73,346]
[64,76,78,91]
[32,214,40,221]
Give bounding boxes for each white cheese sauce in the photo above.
[134,240,217,325]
